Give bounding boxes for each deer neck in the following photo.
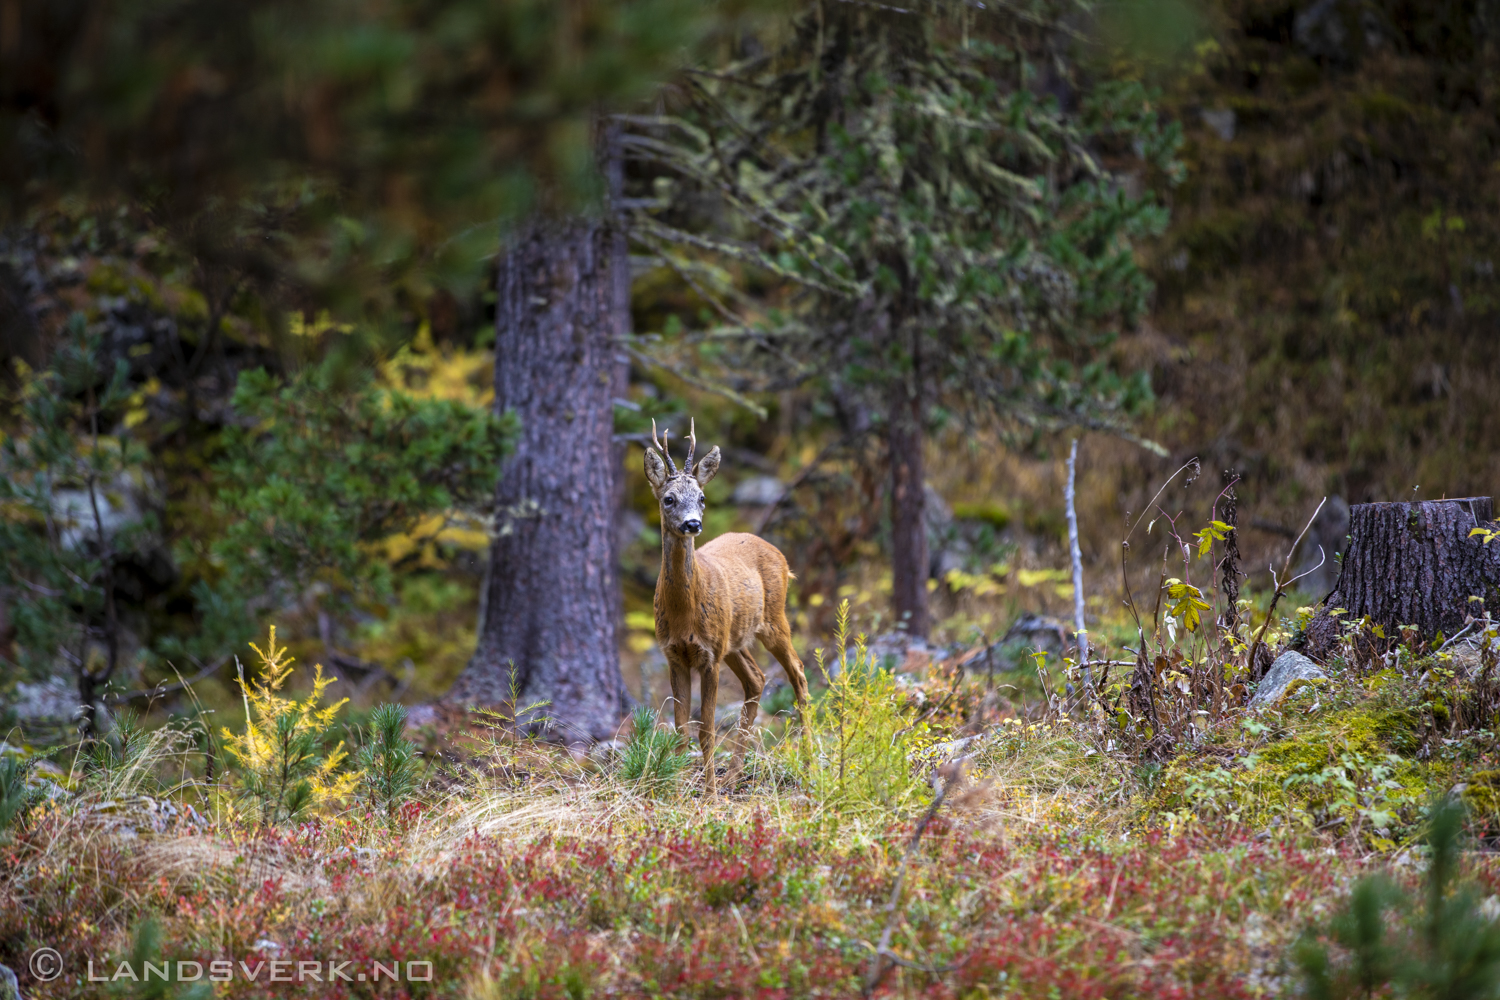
[658,531,705,615]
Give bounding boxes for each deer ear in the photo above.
[693,446,721,486]
[645,448,669,494]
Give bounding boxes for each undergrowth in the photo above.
[5,588,1500,997]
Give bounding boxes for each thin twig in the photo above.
[1245,497,1328,672]
[107,657,229,704]
[623,344,769,419]
[1064,439,1090,692]
[753,431,865,535]
[863,761,964,995]
[1437,621,1480,653]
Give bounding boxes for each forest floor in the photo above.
[7,634,1500,1000]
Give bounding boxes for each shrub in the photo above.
[782,600,934,820]
[618,704,690,796]
[0,754,44,837]
[1296,798,1500,998]
[221,626,357,824]
[79,710,202,804]
[107,918,213,1000]
[356,703,421,822]
[82,710,150,780]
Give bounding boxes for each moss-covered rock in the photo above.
[1155,675,1432,844]
[1460,770,1500,834]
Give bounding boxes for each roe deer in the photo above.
[644,419,811,794]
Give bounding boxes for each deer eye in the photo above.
[663,496,676,506]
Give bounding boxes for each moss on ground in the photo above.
[1154,671,1440,844]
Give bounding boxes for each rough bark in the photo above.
[602,123,633,679]
[445,215,627,742]
[888,363,930,639]
[1219,469,1242,632]
[1299,497,1500,660]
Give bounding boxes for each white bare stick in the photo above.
[1065,439,1091,691]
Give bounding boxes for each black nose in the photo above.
[682,519,702,534]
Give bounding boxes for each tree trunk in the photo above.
[445,215,627,742]
[1298,497,1500,659]
[888,362,930,639]
[603,123,634,673]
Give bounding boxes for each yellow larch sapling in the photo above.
[222,626,358,825]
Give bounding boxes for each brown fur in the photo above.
[645,422,810,794]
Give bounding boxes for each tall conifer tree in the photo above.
[629,0,1177,635]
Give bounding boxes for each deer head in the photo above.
[644,418,721,537]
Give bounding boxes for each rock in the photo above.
[1201,107,1236,142]
[937,613,1077,675]
[840,633,934,676]
[9,676,81,722]
[404,704,439,729]
[924,484,974,579]
[1294,0,1391,66]
[1295,0,1347,61]
[588,739,627,761]
[998,612,1074,669]
[0,962,17,1000]
[714,701,746,732]
[929,735,979,761]
[731,475,785,506]
[1248,651,1328,709]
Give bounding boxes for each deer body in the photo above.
[646,421,810,795]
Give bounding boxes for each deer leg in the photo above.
[722,649,765,789]
[668,661,692,739]
[759,614,811,707]
[698,662,719,796]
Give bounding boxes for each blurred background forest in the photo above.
[3,0,1498,745]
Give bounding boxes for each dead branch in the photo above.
[1245,497,1328,673]
[864,760,966,995]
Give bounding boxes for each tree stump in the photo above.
[1297,498,1500,660]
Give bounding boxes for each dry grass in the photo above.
[9,630,1500,998]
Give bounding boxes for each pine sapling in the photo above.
[619,704,690,797]
[357,703,421,823]
[0,756,44,838]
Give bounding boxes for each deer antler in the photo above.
[683,417,697,474]
[651,418,679,476]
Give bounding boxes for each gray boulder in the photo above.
[1249,651,1328,710]
[0,962,18,1000]
[9,676,80,722]
[1201,107,1236,142]
[731,476,784,506]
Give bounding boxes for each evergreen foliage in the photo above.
[221,626,357,825]
[0,755,44,838]
[3,0,743,315]
[356,703,422,821]
[211,360,515,625]
[1144,0,1500,511]
[0,314,156,730]
[1297,799,1500,999]
[106,917,214,1000]
[618,704,691,795]
[630,0,1177,435]
[784,600,936,817]
[81,710,151,780]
